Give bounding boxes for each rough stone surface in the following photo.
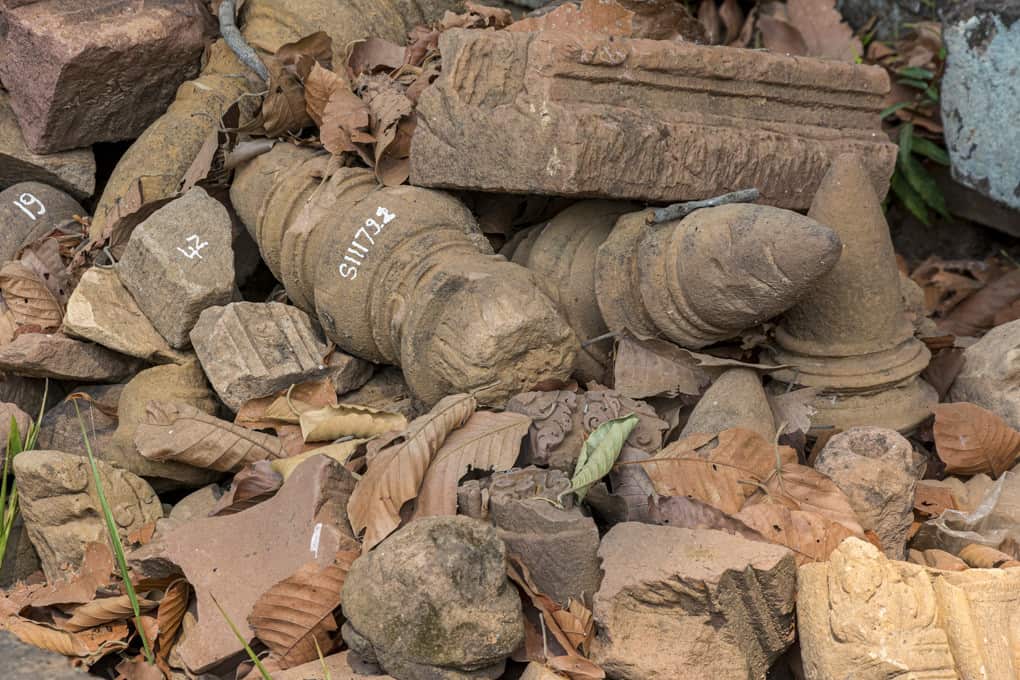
[190,302,337,411]
[0,92,94,199]
[798,537,1020,679]
[14,449,162,582]
[63,267,185,363]
[0,374,55,416]
[273,651,392,680]
[941,1,1020,210]
[0,516,40,587]
[0,182,83,262]
[490,496,600,607]
[519,663,565,680]
[506,389,667,471]
[0,333,145,382]
[128,456,358,674]
[411,30,896,210]
[0,0,212,153]
[37,383,122,456]
[948,318,1020,428]
[117,188,235,348]
[837,0,948,40]
[340,366,420,419]
[0,632,86,679]
[154,483,223,540]
[458,466,573,520]
[592,523,797,680]
[770,154,936,433]
[342,516,524,680]
[108,361,220,489]
[815,427,923,559]
[681,369,777,441]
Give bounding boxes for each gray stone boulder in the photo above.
[949,319,1020,428]
[342,516,524,679]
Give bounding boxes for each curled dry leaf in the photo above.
[958,543,1020,568]
[913,480,959,518]
[299,403,407,442]
[940,269,1020,337]
[348,394,476,551]
[743,463,865,535]
[210,461,284,516]
[348,37,405,77]
[5,617,128,660]
[19,237,70,305]
[0,260,63,330]
[302,63,347,127]
[910,548,968,571]
[31,542,114,607]
[933,402,1020,477]
[547,655,606,680]
[767,388,818,436]
[719,0,744,44]
[508,0,633,36]
[734,503,858,565]
[320,85,373,155]
[61,594,159,632]
[697,0,721,43]
[550,598,594,653]
[270,438,368,480]
[276,31,333,76]
[155,579,190,658]
[784,0,861,61]
[612,336,709,399]
[135,401,285,473]
[262,57,313,138]
[757,7,808,56]
[647,495,766,542]
[248,550,358,669]
[639,428,797,514]
[413,410,530,518]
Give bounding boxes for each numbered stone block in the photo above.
[411,30,897,209]
[190,302,334,411]
[0,182,84,262]
[0,0,213,153]
[117,188,234,349]
[0,93,94,199]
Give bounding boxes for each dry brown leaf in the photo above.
[508,0,633,35]
[155,579,189,659]
[248,551,357,669]
[299,403,407,442]
[913,480,960,518]
[302,63,347,127]
[909,548,968,571]
[177,129,218,196]
[348,394,476,551]
[413,411,530,518]
[262,57,313,138]
[210,461,284,516]
[758,14,808,55]
[940,269,1020,337]
[30,543,114,608]
[276,31,333,77]
[19,237,70,305]
[768,388,818,436]
[363,86,414,186]
[348,37,405,77]
[320,85,373,155]
[959,543,1020,569]
[135,401,285,473]
[0,298,16,346]
[550,598,594,653]
[784,0,861,61]
[734,503,858,565]
[0,260,63,330]
[922,348,966,402]
[235,379,337,431]
[612,336,709,399]
[271,438,368,480]
[5,617,128,660]
[697,0,721,43]
[440,1,513,30]
[115,655,167,680]
[719,0,744,44]
[647,495,767,542]
[933,402,1020,477]
[639,429,797,514]
[743,463,865,535]
[62,594,159,632]
[546,655,606,680]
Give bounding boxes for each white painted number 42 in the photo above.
[339,207,395,280]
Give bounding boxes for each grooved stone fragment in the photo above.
[13,450,162,583]
[0,92,94,199]
[941,1,1020,210]
[411,30,896,209]
[0,0,211,153]
[798,537,1020,679]
[117,188,234,348]
[0,183,83,263]
[190,302,336,411]
[0,333,145,382]
[591,523,796,680]
[63,267,184,364]
[127,456,358,673]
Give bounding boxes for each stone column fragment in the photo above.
[770,154,936,432]
[411,29,897,210]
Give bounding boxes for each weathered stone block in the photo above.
[190,302,343,411]
[799,537,1020,679]
[0,333,145,382]
[0,0,212,153]
[411,30,897,210]
[0,183,83,263]
[941,0,1020,210]
[592,523,797,679]
[117,187,235,348]
[0,92,94,199]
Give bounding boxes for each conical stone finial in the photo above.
[770,153,936,432]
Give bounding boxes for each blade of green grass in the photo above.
[74,399,154,665]
[897,66,934,81]
[891,169,931,225]
[314,637,332,680]
[898,124,950,219]
[879,101,913,119]
[911,135,950,165]
[0,380,46,569]
[210,592,274,680]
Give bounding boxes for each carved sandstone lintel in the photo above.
[412,30,897,209]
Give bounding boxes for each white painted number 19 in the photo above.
[12,193,45,221]
[339,206,396,280]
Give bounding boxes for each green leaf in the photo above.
[925,84,939,102]
[567,415,639,502]
[880,101,912,119]
[898,77,930,90]
[897,66,934,81]
[899,139,950,220]
[911,136,950,165]
[891,169,931,225]
[898,123,915,162]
